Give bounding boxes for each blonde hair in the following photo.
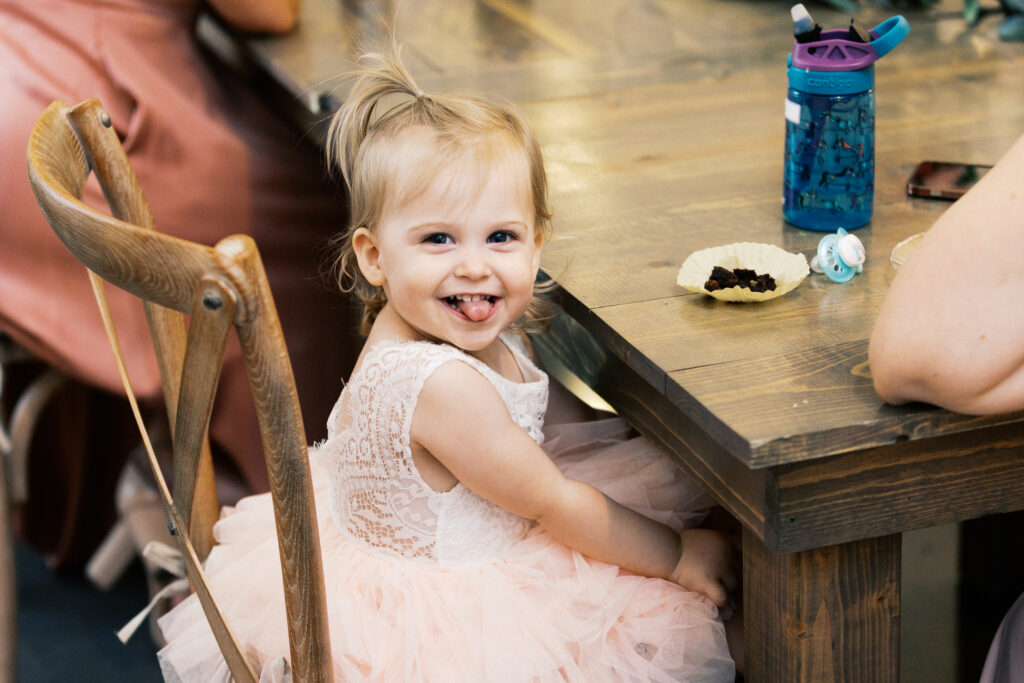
[325,49,553,334]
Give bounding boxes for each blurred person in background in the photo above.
[0,0,359,585]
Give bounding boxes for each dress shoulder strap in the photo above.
[328,340,485,442]
[500,330,530,358]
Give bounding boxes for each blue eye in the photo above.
[424,233,453,245]
[488,230,517,244]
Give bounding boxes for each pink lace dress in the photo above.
[156,336,734,682]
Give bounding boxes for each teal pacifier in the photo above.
[811,228,865,283]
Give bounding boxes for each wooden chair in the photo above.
[1,334,70,683]
[26,98,332,682]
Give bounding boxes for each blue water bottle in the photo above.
[783,6,909,231]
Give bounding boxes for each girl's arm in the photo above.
[205,0,300,34]
[412,361,732,605]
[869,132,1024,414]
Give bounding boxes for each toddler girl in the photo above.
[157,50,737,682]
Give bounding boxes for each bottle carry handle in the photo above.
[870,16,910,59]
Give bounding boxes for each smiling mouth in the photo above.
[443,294,498,322]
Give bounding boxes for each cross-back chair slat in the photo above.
[26,99,332,682]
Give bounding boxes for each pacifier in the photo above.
[810,228,865,283]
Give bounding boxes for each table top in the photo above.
[204,0,1024,472]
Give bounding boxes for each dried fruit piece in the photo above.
[704,266,777,293]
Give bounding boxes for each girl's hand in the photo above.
[669,528,739,607]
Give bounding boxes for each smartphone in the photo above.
[906,161,993,200]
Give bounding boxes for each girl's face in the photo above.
[354,143,542,352]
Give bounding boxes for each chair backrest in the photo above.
[26,99,332,682]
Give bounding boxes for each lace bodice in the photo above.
[317,334,548,567]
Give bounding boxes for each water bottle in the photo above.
[783,7,909,231]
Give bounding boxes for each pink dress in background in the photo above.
[157,336,735,682]
[0,0,358,493]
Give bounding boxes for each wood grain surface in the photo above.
[206,0,1024,466]
[743,529,901,682]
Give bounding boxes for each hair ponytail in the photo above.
[325,49,424,191]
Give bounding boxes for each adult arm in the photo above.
[869,133,1024,414]
[205,0,300,34]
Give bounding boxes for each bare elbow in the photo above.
[257,7,299,34]
[870,340,950,408]
[868,316,956,407]
[871,373,907,406]
[870,340,1006,414]
[210,1,299,34]
[868,335,915,405]
[238,9,297,34]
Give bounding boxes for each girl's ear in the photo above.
[352,227,386,286]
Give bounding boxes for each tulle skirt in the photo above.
[157,418,735,682]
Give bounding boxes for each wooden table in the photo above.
[199,1,1024,679]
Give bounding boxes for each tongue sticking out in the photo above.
[458,298,492,321]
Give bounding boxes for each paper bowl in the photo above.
[677,242,810,302]
[890,232,924,270]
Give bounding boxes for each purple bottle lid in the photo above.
[791,16,909,72]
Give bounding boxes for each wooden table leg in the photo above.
[742,528,901,682]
